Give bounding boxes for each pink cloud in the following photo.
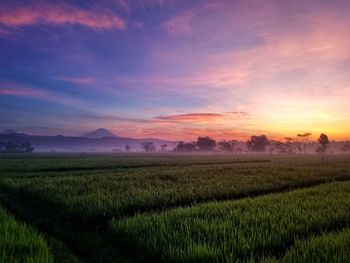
[80,110,257,141]
[133,21,144,29]
[152,4,350,112]
[0,3,125,30]
[156,113,223,122]
[161,10,195,35]
[226,111,249,116]
[125,126,252,141]
[143,106,167,113]
[114,0,131,13]
[0,27,11,36]
[160,3,221,36]
[0,82,83,105]
[56,77,96,85]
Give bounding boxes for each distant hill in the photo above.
[82,128,118,139]
[0,129,177,152]
[2,128,347,154]
[1,129,17,134]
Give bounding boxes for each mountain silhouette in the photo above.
[0,129,176,152]
[82,128,118,139]
[1,129,17,134]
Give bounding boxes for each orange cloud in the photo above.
[0,3,125,30]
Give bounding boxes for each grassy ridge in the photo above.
[1,154,350,262]
[111,181,350,263]
[0,188,132,263]
[1,155,350,220]
[277,228,350,263]
[0,153,271,173]
[0,205,54,263]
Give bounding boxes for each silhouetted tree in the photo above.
[284,137,294,154]
[161,144,168,152]
[274,141,285,153]
[235,147,243,154]
[5,141,16,152]
[0,140,34,153]
[317,133,329,150]
[175,141,196,152]
[315,146,325,154]
[21,141,34,152]
[341,143,350,155]
[125,144,131,152]
[217,140,235,152]
[316,133,329,162]
[297,132,312,154]
[275,138,294,154]
[197,136,216,152]
[141,142,156,152]
[247,135,269,153]
[0,142,4,152]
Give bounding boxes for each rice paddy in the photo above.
[111,181,350,262]
[0,205,54,263]
[0,153,349,262]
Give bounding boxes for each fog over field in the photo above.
[1,128,349,154]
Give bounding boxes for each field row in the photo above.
[1,180,349,263]
[0,153,272,173]
[2,154,350,174]
[0,205,54,263]
[1,158,350,220]
[112,181,350,263]
[273,228,350,263]
[1,154,350,262]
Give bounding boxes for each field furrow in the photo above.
[111,181,350,263]
[0,205,54,263]
[1,155,349,220]
[1,154,350,263]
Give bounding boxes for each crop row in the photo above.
[0,205,54,263]
[111,181,350,263]
[1,158,349,219]
[274,228,350,263]
[2,154,349,174]
[0,153,271,173]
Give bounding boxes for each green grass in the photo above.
[0,205,54,263]
[1,154,349,220]
[1,154,350,262]
[279,228,350,263]
[111,181,350,263]
[0,153,271,173]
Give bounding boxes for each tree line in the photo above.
[0,140,34,153]
[136,133,350,154]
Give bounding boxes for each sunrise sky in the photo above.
[1,0,350,141]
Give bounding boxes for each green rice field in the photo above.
[112,181,350,262]
[0,205,54,263]
[0,153,349,262]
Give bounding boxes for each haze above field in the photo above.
[1,0,350,141]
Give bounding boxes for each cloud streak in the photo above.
[56,77,97,85]
[0,82,83,106]
[155,113,223,122]
[0,2,125,30]
[161,10,195,35]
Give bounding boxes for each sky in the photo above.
[1,0,350,141]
